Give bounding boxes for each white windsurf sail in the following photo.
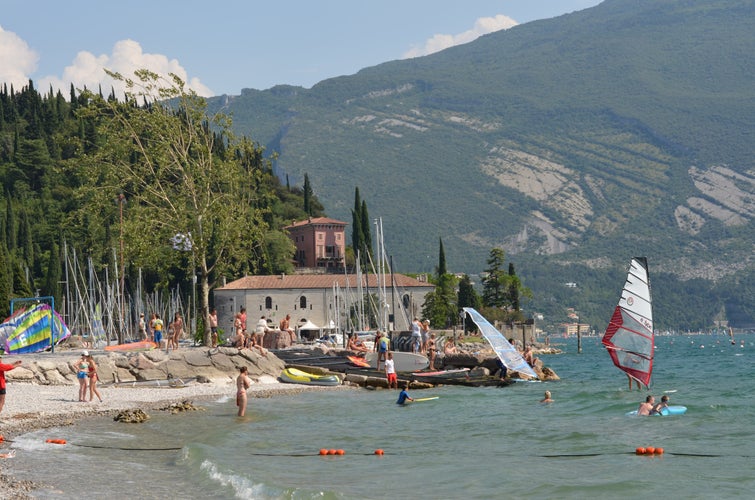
[601,257,654,387]
[462,307,538,379]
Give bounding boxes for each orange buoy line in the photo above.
[636,446,664,455]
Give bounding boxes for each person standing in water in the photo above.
[396,382,414,405]
[236,366,252,416]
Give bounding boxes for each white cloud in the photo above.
[0,26,39,89]
[40,39,213,98]
[403,14,519,58]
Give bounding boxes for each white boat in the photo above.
[601,257,654,388]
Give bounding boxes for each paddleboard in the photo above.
[413,396,439,402]
[626,405,687,417]
[365,352,429,372]
[347,355,370,368]
[104,340,157,352]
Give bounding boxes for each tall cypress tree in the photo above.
[508,262,521,312]
[43,241,62,302]
[303,173,313,215]
[5,194,16,251]
[351,187,363,265]
[437,237,447,276]
[360,199,372,268]
[482,247,509,308]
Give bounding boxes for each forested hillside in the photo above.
[207,0,755,330]
[0,81,318,322]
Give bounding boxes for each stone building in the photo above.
[213,273,435,340]
[284,217,347,270]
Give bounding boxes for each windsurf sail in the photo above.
[601,257,654,387]
[1,304,72,354]
[462,307,538,379]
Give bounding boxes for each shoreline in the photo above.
[0,376,352,499]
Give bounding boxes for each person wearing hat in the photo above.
[0,354,23,414]
[138,312,147,340]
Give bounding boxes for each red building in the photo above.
[285,217,347,270]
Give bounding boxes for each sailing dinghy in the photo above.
[601,257,654,388]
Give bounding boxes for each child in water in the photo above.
[396,382,414,405]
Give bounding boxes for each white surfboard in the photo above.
[365,351,429,372]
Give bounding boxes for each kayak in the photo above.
[347,355,370,367]
[280,367,341,386]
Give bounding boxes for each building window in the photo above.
[265,297,272,309]
[300,296,307,309]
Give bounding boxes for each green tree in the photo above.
[422,237,458,327]
[76,70,271,346]
[42,241,62,302]
[303,173,313,215]
[457,274,481,332]
[482,247,509,308]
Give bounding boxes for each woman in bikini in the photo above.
[86,353,103,402]
[76,352,89,402]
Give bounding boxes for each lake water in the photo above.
[6,334,755,499]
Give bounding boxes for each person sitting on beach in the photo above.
[280,314,296,344]
[637,395,655,416]
[540,390,554,403]
[348,333,368,353]
[651,395,670,415]
[385,352,398,389]
[524,345,538,367]
[233,313,247,348]
[236,366,252,417]
[396,382,414,405]
[444,338,458,355]
[0,355,23,414]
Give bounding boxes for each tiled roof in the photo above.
[285,217,348,229]
[218,273,433,290]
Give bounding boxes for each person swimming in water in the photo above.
[637,395,655,416]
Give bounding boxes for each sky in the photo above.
[1,0,603,98]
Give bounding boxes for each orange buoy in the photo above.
[645,446,655,454]
[327,449,336,455]
[654,447,664,455]
[46,439,67,445]
[635,447,646,455]
[336,449,345,455]
[0,435,4,442]
[374,449,384,456]
[318,449,328,455]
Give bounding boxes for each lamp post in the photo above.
[116,193,126,344]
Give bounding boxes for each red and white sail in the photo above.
[601,257,654,387]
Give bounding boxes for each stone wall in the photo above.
[4,347,285,386]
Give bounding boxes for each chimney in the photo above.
[280,273,285,280]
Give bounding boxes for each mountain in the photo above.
[206,0,755,330]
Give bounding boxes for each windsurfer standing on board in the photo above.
[627,374,642,391]
[637,395,655,416]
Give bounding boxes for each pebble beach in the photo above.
[0,353,344,499]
